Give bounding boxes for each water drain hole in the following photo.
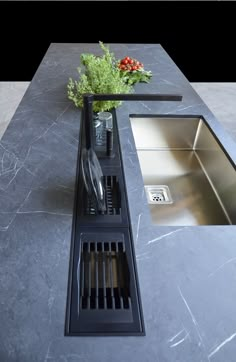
[152,193,165,202]
[145,185,173,204]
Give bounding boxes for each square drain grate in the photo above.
[145,185,173,204]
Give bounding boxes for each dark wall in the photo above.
[0,1,235,82]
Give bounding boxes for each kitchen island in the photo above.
[0,44,236,362]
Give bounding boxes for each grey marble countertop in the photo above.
[0,44,236,362]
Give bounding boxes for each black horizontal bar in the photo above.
[83,92,183,154]
[84,93,183,102]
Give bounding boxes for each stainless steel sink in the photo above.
[130,115,236,226]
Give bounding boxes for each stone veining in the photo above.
[1,43,236,361]
[147,227,186,245]
[178,286,204,347]
[208,332,236,359]
[136,213,143,245]
[207,257,236,278]
[170,333,189,348]
[168,329,185,343]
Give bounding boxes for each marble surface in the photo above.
[0,44,236,362]
[192,83,236,142]
[1,82,236,142]
[0,82,29,139]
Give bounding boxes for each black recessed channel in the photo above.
[65,110,145,336]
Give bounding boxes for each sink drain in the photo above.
[145,185,173,204]
[152,193,165,202]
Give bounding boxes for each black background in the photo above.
[0,1,235,82]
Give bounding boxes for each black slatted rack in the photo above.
[80,240,130,310]
[84,176,121,216]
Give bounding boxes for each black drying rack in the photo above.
[65,109,145,336]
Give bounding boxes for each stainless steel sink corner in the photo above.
[130,115,236,226]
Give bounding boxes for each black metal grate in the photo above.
[85,176,121,216]
[80,240,131,310]
[104,176,121,215]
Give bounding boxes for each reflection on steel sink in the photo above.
[130,115,236,226]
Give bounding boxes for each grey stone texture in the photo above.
[0,44,236,362]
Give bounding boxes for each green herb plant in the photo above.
[67,42,132,113]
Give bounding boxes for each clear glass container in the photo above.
[94,112,113,146]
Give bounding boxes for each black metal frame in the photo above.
[83,93,183,150]
[65,109,145,336]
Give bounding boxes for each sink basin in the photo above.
[130,115,236,226]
